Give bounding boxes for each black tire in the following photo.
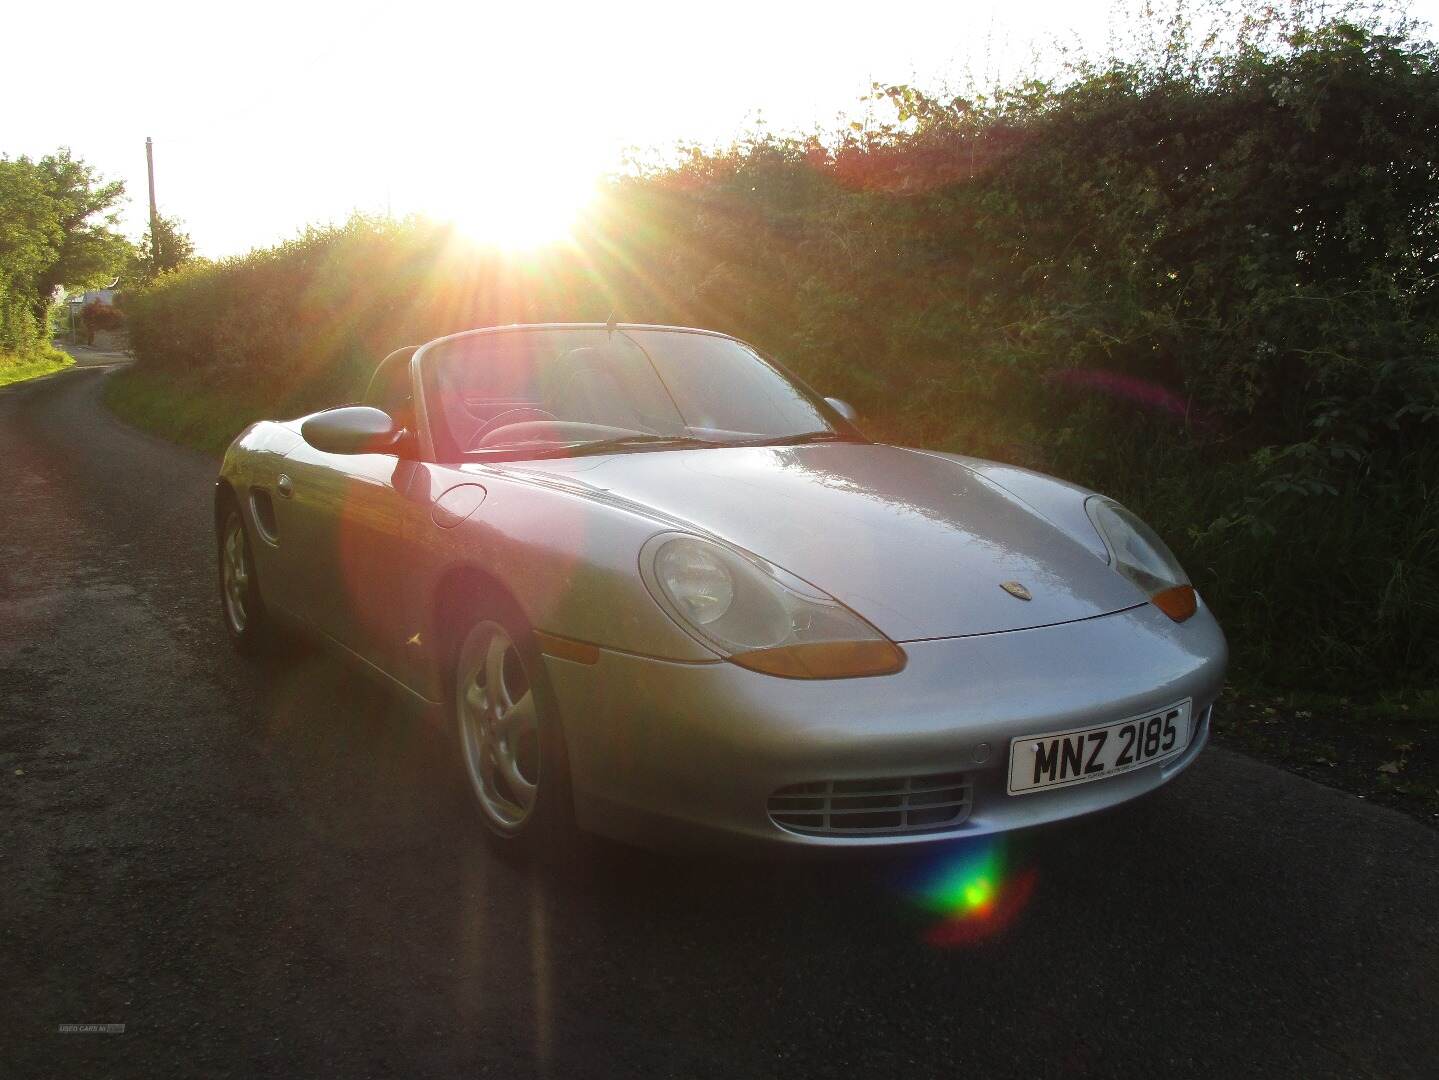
[449,597,579,860]
[216,496,274,657]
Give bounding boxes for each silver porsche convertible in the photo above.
[216,323,1227,853]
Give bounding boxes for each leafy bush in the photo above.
[123,14,1439,691]
[80,300,122,331]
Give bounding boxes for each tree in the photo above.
[17,149,129,324]
[0,149,129,355]
[0,158,61,353]
[126,213,195,283]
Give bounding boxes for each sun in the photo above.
[439,170,597,251]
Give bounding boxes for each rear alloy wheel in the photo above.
[217,503,272,655]
[455,615,575,853]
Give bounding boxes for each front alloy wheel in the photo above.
[453,613,575,854]
[458,622,542,831]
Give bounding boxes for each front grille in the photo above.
[768,772,973,836]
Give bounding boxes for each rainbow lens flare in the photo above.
[903,838,1038,947]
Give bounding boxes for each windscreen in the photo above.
[421,327,840,460]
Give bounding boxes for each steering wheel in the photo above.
[468,407,560,450]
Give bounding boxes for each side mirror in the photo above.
[824,397,858,424]
[301,406,404,455]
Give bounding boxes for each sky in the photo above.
[4,0,1434,258]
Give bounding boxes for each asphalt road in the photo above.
[3,363,1437,1079]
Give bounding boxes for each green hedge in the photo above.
[123,20,1439,691]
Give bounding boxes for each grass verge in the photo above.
[106,366,1437,827]
[0,343,74,388]
[105,367,267,458]
[1214,686,1437,827]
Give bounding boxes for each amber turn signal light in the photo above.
[1151,584,1197,622]
[535,631,600,665]
[729,640,907,679]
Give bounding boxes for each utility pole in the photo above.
[145,136,160,271]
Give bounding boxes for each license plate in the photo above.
[1007,700,1192,796]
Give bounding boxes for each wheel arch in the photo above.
[214,478,239,530]
[430,564,531,672]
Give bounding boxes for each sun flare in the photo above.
[899,838,1039,947]
[437,171,597,251]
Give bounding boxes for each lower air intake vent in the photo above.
[768,772,973,836]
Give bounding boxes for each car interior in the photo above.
[362,332,834,459]
[445,342,696,451]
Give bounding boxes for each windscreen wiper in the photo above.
[720,430,861,448]
[557,434,719,457]
[496,431,857,460]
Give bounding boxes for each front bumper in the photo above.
[544,601,1227,851]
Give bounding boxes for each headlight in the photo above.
[1085,496,1197,622]
[641,534,906,678]
[653,540,735,626]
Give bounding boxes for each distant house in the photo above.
[63,280,122,345]
[66,285,119,318]
[81,287,117,306]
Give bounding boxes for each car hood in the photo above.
[496,442,1144,641]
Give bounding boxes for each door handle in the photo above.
[276,474,294,498]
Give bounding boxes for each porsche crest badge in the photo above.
[1000,581,1033,601]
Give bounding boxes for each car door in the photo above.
[280,347,430,675]
[279,436,412,671]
